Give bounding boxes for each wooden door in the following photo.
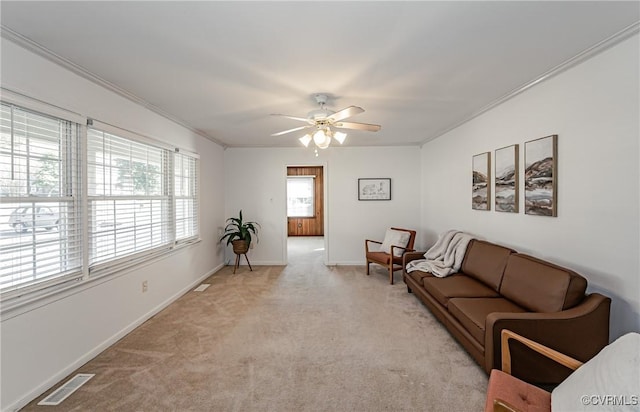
[287,166,324,236]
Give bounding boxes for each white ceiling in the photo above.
[1,2,638,148]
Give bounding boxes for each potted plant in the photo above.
[219,209,260,255]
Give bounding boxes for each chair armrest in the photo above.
[484,293,610,375]
[500,329,583,375]
[390,245,414,256]
[493,399,521,412]
[365,239,382,253]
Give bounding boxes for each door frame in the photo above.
[282,161,328,265]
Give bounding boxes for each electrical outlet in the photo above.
[142,280,148,293]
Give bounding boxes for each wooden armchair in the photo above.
[486,329,583,412]
[365,227,416,285]
[487,329,639,412]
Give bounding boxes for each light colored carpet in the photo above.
[23,237,488,411]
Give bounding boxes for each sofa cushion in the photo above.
[422,275,500,308]
[407,270,433,285]
[500,254,587,313]
[448,298,527,344]
[461,240,515,291]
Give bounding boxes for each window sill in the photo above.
[0,238,201,321]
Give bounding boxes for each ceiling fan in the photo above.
[271,94,381,149]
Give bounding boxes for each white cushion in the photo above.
[379,229,411,257]
[551,332,640,411]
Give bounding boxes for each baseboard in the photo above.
[232,261,366,266]
[232,260,287,266]
[327,261,365,266]
[4,263,224,412]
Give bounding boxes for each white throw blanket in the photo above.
[405,230,474,278]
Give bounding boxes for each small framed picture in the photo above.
[472,152,491,210]
[358,178,391,200]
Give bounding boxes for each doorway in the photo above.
[286,165,325,262]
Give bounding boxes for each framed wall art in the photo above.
[495,144,519,213]
[358,178,391,200]
[472,152,491,210]
[524,135,557,216]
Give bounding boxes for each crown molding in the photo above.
[1,25,227,148]
[3,19,637,151]
[420,21,640,147]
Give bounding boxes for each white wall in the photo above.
[223,146,421,265]
[2,25,636,412]
[0,40,226,411]
[420,34,639,340]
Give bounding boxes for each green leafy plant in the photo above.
[220,210,260,246]
[115,159,160,194]
[31,154,60,195]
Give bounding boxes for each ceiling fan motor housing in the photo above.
[307,108,335,121]
[307,94,334,121]
[270,92,380,138]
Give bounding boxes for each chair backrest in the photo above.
[390,227,416,251]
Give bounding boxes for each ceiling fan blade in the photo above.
[327,106,364,122]
[271,125,312,136]
[271,114,311,123]
[334,121,381,132]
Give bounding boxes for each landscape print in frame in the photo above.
[472,152,491,210]
[525,135,557,216]
[495,144,519,213]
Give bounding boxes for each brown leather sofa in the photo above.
[403,239,611,385]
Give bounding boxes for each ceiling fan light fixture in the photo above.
[333,131,347,144]
[271,93,380,150]
[313,129,331,149]
[299,134,312,147]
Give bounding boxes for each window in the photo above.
[174,152,199,243]
[287,176,315,217]
[0,103,82,294]
[87,128,172,271]
[0,97,201,304]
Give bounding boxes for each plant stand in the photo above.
[231,239,253,274]
[233,252,252,274]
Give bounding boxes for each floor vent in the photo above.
[38,373,94,406]
[194,283,210,292]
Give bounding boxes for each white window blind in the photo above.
[287,176,315,217]
[174,152,199,243]
[0,98,201,308]
[87,128,172,271]
[0,103,82,294]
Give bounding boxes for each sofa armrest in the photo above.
[484,293,610,381]
[500,329,583,374]
[403,251,425,267]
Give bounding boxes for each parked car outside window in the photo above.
[8,207,60,232]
